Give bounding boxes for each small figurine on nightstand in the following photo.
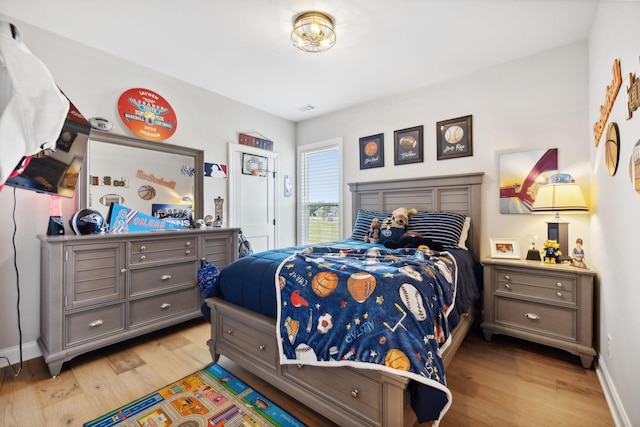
[571,238,587,268]
[543,239,562,263]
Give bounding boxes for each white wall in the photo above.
[588,3,640,426]
[296,41,591,259]
[0,18,297,365]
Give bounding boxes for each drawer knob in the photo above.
[556,282,563,287]
[259,344,266,351]
[556,292,563,297]
[504,284,511,289]
[226,329,234,334]
[185,241,191,247]
[89,320,104,328]
[504,275,511,281]
[160,303,171,309]
[140,245,146,251]
[351,389,359,398]
[140,255,146,261]
[185,250,191,255]
[161,275,172,281]
[121,268,127,273]
[525,313,540,320]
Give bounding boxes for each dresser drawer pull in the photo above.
[89,320,104,328]
[556,292,563,297]
[160,303,171,310]
[525,313,540,320]
[121,268,127,273]
[556,282,563,287]
[351,389,359,398]
[140,245,146,251]
[185,250,191,255]
[185,241,191,247]
[226,329,234,334]
[504,284,511,289]
[259,344,266,351]
[140,255,146,261]
[504,275,511,281]
[161,275,172,280]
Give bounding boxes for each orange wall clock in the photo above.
[117,88,177,141]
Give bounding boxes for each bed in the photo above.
[204,172,483,427]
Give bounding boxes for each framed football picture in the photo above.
[394,125,423,165]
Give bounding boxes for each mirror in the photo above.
[79,130,204,227]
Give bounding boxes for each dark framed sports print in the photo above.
[394,125,423,165]
[359,133,384,169]
[436,115,473,160]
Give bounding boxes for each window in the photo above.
[298,139,342,245]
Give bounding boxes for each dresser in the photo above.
[38,228,238,376]
[481,258,596,368]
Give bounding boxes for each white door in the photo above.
[228,143,277,253]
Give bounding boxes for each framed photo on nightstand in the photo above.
[490,238,521,259]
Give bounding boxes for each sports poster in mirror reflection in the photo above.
[117,88,177,141]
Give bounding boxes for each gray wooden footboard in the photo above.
[206,297,476,427]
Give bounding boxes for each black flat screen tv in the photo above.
[4,100,91,198]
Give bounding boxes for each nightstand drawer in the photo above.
[495,297,576,340]
[495,268,576,303]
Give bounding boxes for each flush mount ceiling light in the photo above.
[291,11,336,53]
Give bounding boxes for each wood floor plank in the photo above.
[0,319,614,427]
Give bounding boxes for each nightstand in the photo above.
[481,258,596,368]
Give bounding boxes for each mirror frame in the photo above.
[79,130,204,222]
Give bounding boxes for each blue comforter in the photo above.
[201,239,482,423]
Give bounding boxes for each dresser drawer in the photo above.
[495,268,576,303]
[284,364,382,424]
[130,261,197,296]
[65,304,125,347]
[495,297,576,340]
[129,287,198,327]
[217,312,278,370]
[130,237,197,265]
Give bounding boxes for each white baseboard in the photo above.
[0,340,42,369]
[596,357,631,427]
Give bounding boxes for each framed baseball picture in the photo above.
[394,125,424,165]
[436,115,473,160]
[359,133,384,169]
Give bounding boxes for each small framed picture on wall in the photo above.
[394,125,424,165]
[436,115,473,160]
[359,133,384,169]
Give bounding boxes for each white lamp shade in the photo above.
[532,183,588,213]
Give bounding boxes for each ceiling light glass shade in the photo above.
[532,183,589,216]
[291,12,336,53]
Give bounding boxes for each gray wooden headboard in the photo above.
[348,173,484,255]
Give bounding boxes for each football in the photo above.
[347,271,376,303]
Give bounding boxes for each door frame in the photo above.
[228,142,279,249]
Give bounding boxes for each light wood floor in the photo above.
[0,319,614,427]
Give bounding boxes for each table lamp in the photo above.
[531,174,588,262]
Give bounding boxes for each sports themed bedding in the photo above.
[276,245,458,423]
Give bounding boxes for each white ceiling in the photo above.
[1,0,598,122]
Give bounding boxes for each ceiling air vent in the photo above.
[296,104,316,112]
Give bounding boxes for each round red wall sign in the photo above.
[117,88,177,141]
